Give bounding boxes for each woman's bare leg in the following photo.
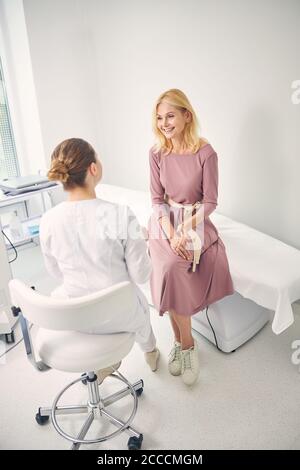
[168,311,181,343]
[170,310,194,350]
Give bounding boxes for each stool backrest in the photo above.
[8,279,135,332]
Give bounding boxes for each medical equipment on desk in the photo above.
[0,182,63,249]
[8,211,24,241]
[0,175,56,196]
[1,216,41,249]
[16,217,39,241]
[28,224,40,236]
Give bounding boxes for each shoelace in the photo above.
[169,344,181,362]
[182,349,193,370]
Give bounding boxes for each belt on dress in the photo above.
[165,195,203,272]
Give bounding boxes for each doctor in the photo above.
[39,138,160,381]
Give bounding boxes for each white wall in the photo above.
[22,0,100,159]
[85,0,300,249]
[3,0,300,249]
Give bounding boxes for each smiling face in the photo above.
[156,101,191,141]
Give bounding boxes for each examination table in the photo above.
[96,184,300,352]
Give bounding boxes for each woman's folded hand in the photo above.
[170,235,193,261]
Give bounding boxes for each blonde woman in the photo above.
[40,138,160,382]
[148,89,234,385]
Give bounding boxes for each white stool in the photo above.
[9,279,144,450]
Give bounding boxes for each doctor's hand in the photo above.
[170,235,193,261]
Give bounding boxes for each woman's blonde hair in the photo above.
[152,89,202,155]
[48,138,96,190]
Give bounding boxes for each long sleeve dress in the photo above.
[148,142,234,317]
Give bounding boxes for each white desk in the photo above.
[0,184,62,246]
[0,184,62,340]
[0,183,61,210]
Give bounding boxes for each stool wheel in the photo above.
[35,410,50,425]
[81,373,87,385]
[5,331,15,344]
[128,434,143,450]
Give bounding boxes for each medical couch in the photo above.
[96,184,300,352]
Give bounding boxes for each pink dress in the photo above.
[148,143,234,317]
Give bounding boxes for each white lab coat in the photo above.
[39,198,156,351]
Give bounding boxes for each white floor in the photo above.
[1,243,300,450]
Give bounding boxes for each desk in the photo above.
[0,184,62,340]
[0,184,62,246]
[0,183,61,210]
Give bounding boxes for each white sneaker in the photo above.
[181,341,199,386]
[168,341,182,376]
[145,348,160,371]
[96,361,121,385]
